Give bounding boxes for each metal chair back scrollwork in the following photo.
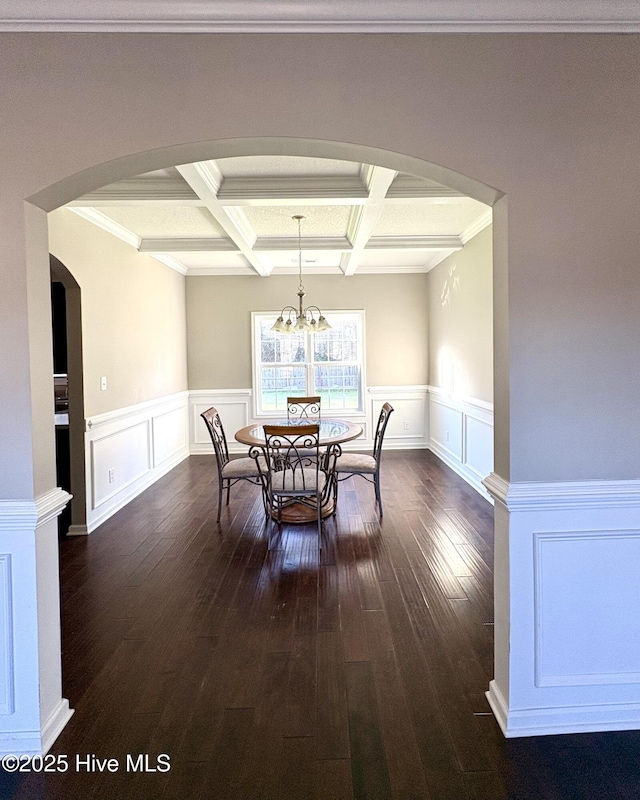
[201,407,262,522]
[250,424,340,541]
[286,395,321,421]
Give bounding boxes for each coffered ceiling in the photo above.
[67,156,492,277]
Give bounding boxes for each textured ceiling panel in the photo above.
[243,205,352,237]
[99,207,226,237]
[372,198,487,236]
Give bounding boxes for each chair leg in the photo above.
[217,475,224,522]
[374,472,383,517]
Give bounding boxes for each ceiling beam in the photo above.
[176,161,272,277]
[138,233,461,254]
[217,176,369,205]
[342,165,397,276]
[69,178,202,206]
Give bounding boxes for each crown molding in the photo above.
[460,208,493,245]
[150,254,189,275]
[68,207,141,249]
[1,1,639,32]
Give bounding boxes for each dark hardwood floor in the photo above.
[4,450,640,799]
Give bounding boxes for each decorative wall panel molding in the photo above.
[82,392,189,533]
[534,529,640,688]
[428,387,493,499]
[0,556,14,715]
[190,386,429,456]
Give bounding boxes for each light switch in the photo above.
[100,376,107,391]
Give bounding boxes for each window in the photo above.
[252,311,365,416]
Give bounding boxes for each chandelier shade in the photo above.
[271,215,331,335]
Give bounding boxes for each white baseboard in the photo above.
[0,700,73,756]
[41,699,74,755]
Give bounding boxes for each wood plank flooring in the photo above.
[4,450,640,799]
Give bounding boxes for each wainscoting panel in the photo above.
[83,392,190,533]
[369,387,427,449]
[90,420,150,509]
[428,387,493,499]
[485,475,640,737]
[152,404,189,468]
[190,387,430,455]
[0,555,14,715]
[190,390,253,454]
[534,529,640,688]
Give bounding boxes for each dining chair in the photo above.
[286,395,321,421]
[334,402,394,517]
[200,407,263,522]
[251,424,340,540]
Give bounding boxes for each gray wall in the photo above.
[2,33,640,496]
[427,226,493,403]
[186,273,429,389]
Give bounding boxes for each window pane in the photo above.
[314,365,360,409]
[314,314,359,363]
[261,366,306,412]
[260,320,306,364]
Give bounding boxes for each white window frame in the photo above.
[251,310,366,418]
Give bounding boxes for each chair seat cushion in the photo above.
[271,468,326,493]
[222,456,265,478]
[335,453,377,474]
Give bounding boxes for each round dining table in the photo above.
[234,418,363,522]
[234,417,363,448]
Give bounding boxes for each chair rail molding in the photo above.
[484,473,640,737]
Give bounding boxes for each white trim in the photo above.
[0,700,74,757]
[85,390,189,431]
[0,487,72,532]
[67,207,141,249]
[149,254,189,276]
[483,473,640,511]
[2,1,639,33]
[487,681,640,738]
[427,387,494,500]
[84,392,190,533]
[459,208,492,245]
[427,384,493,413]
[190,388,253,397]
[41,700,75,755]
[534,528,640,688]
[368,384,429,396]
[0,555,14,715]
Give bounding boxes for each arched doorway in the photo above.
[49,255,86,536]
[16,137,506,754]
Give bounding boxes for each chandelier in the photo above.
[271,215,331,334]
